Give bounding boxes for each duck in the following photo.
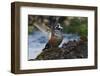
[44,23,63,49]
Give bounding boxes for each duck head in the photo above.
[55,23,63,31]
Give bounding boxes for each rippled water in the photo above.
[28,31,80,60]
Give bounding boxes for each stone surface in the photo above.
[36,40,88,60]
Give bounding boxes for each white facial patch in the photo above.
[58,23,63,29]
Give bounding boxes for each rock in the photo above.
[36,40,88,60]
[36,48,64,60]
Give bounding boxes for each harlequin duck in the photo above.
[44,23,63,50]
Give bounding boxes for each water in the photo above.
[28,31,80,60]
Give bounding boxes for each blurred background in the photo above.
[28,15,88,60]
